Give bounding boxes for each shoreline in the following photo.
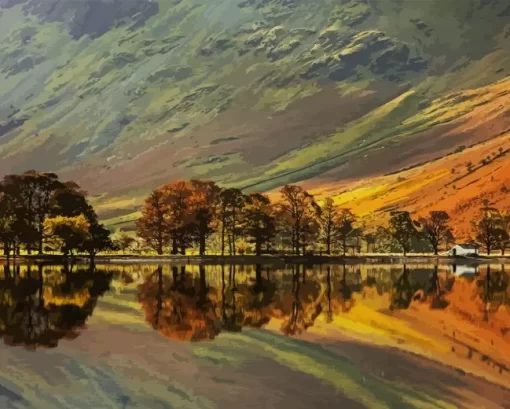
[2,254,510,265]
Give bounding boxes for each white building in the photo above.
[447,244,479,257]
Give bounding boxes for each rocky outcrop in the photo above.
[0,0,158,39]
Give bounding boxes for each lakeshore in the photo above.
[2,253,510,266]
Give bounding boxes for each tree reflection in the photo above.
[138,265,220,342]
[390,265,414,310]
[270,265,322,336]
[135,263,510,342]
[238,264,276,329]
[0,264,111,350]
[476,265,509,322]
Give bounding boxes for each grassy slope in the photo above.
[1,0,510,229]
[300,76,510,239]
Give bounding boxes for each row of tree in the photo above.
[137,179,508,256]
[0,171,112,259]
[1,172,507,258]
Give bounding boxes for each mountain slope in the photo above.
[1,0,510,222]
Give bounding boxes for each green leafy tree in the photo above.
[81,223,113,261]
[389,211,418,256]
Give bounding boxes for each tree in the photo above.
[495,228,509,256]
[160,180,193,254]
[278,185,317,255]
[81,223,113,261]
[389,211,418,256]
[188,180,221,256]
[337,209,357,256]
[0,190,21,257]
[243,193,276,256]
[364,233,377,254]
[318,198,339,255]
[136,189,171,255]
[420,211,453,255]
[472,207,503,255]
[44,214,90,256]
[300,214,320,255]
[218,188,246,256]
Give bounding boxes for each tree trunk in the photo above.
[38,222,44,254]
[228,234,233,256]
[326,236,331,255]
[89,251,96,265]
[295,224,300,256]
[255,241,262,257]
[232,212,236,256]
[171,237,178,255]
[221,217,226,257]
[199,233,206,256]
[343,239,347,256]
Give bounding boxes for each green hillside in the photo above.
[1,0,510,206]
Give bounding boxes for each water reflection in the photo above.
[135,263,510,343]
[0,264,112,349]
[137,265,220,341]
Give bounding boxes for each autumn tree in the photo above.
[188,180,221,256]
[496,212,510,255]
[389,211,418,256]
[318,198,339,255]
[136,189,171,255]
[337,209,357,256]
[218,188,246,256]
[420,211,453,255]
[278,185,317,255]
[472,207,503,255]
[243,193,276,256]
[494,228,509,255]
[300,214,320,255]
[160,180,193,255]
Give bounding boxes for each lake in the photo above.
[1,263,509,409]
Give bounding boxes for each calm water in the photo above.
[1,263,509,408]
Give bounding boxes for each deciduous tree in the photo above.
[136,189,171,255]
[420,211,453,255]
[243,193,276,256]
[188,180,221,256]
[278,185,317,255]
[44,214,90,256]
[337,209,357,256]
[389,211,418,256]
[318,198,339,255]
[472,207,503,255]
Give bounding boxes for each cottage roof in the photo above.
[455,243,478,250]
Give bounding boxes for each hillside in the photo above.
[1,0,510,227]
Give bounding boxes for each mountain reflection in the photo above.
[136,263,510,343]
[0,264,112,350]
